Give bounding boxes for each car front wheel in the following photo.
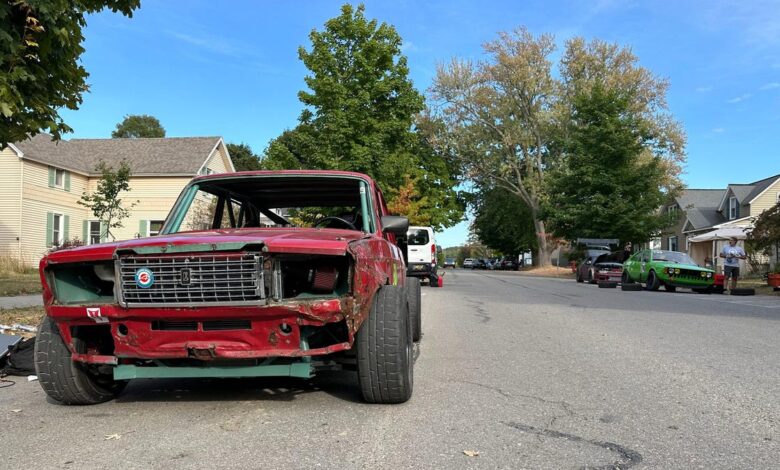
[356,286,413,404]
[35,317,125,405]
[645,270,660,291]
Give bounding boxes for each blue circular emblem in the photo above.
[135,268,155,289]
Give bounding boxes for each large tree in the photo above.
[747,201,780,268]
[263,4,463,230]
[227,142,262,171]
[544,82,676,244]
[430,29,685,265]
[1,0,140,146]
[111,114,165,138]
[472,185,537,257]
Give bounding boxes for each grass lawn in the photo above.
[0,306,44,327]
[0,272,42,297]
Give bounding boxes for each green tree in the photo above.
[263,3,463,230]
[1,0,140,146]
[545,82,674,244]
[472,185,537,257]
[227,143,262,171]
[430,29,685,265]
[111,114,165,138]
[78,160,137,241]
[747,201,780,270]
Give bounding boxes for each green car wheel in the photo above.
[645,270,660,291]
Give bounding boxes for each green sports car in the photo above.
[622,249,715,292]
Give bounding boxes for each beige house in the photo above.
[660,174,780,271]
[1,134,235,265]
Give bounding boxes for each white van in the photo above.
[406,226,439,286]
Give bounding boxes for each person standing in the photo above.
[719,237,747,292]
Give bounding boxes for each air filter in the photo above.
[310,266,339,293]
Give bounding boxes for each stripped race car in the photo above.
[35,171,418,405]
[622,249,715,292]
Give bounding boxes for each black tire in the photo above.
[587,269,595,284]
[713,285,725,294]
[407,278,422,343]
[429,274,440,288]
[621,271,631,284]
[356,286,413,404]
[645,270,660,291]
[576,270,584,283]
[34,317,125,405]
[664,284,677,293]
[621,283,642,291]
[731,288,755,296]
[598,281,617,289]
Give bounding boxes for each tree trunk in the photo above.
[534,218,552,267]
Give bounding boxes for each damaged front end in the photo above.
[42,243,375,380]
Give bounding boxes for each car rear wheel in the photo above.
[406,278,422,342]
[34,317,125,405]
[587,269,594,284]
[576,270,584,283]
[645,270,660,291]
[356,286,413,404]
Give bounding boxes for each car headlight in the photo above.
[674,268,680,274]
[700,271,706,278]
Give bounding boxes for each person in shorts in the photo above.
[719,237,746,292]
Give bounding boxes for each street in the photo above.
[1,270,778,469]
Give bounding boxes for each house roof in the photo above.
[13,134,225,176]
[675,189,725,210]
[716,174,780,210]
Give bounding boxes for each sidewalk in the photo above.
[0,294,42,309]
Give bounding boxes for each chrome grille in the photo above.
[119,253,263,307]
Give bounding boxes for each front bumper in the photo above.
[48,298,353,365]
[407,262,436,277]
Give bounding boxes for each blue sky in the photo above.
[62,0,780,247]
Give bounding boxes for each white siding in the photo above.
[0,147,22,258]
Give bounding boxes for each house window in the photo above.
[669,236,679,252]
[149,220,164,236]
[668,205,678,216]
[88,221,102,245]
[54,169,65,187]
[52,214,64,246]
[200,167,215,176]
[729,196,738,220]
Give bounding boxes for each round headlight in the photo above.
[675,268,680,274]
[707,272,712,278]
[666,267,673,274]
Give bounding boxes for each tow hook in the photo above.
[188,345,216,360]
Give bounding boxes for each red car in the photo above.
[35,171,418,405]
[576,251,623,284]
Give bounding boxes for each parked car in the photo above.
[622,249,715,292]
[576,251,623,284]
[34,170,417,405]
[406,226,439,287]
[499,257,519,271]
[443,257,457,268]
[574,249,610,283]
[463,258,475,269]
[473,258,488,269]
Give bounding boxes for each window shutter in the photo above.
[100,222,108,242]
[46,213,53,247]
[82,220,88,243]
[64,172,71,191]
[48,167,55,188]
[139,220,148,238]
[63,215,70,242]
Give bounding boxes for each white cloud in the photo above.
[696,86,713,93]
[760,82,780,90]
[712,128,725,133]
[726,93,752,103]
[167,31,247,58]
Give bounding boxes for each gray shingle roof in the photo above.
[13,134,222,176]
[745,174,780,202]
[675,189,726,231]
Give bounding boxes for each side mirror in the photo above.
[585,260,592,265]
[381,215,409,235]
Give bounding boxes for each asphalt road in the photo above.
[1,270,778,469]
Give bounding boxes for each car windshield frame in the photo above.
[161,174,376,235]
[651,250,698,265]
